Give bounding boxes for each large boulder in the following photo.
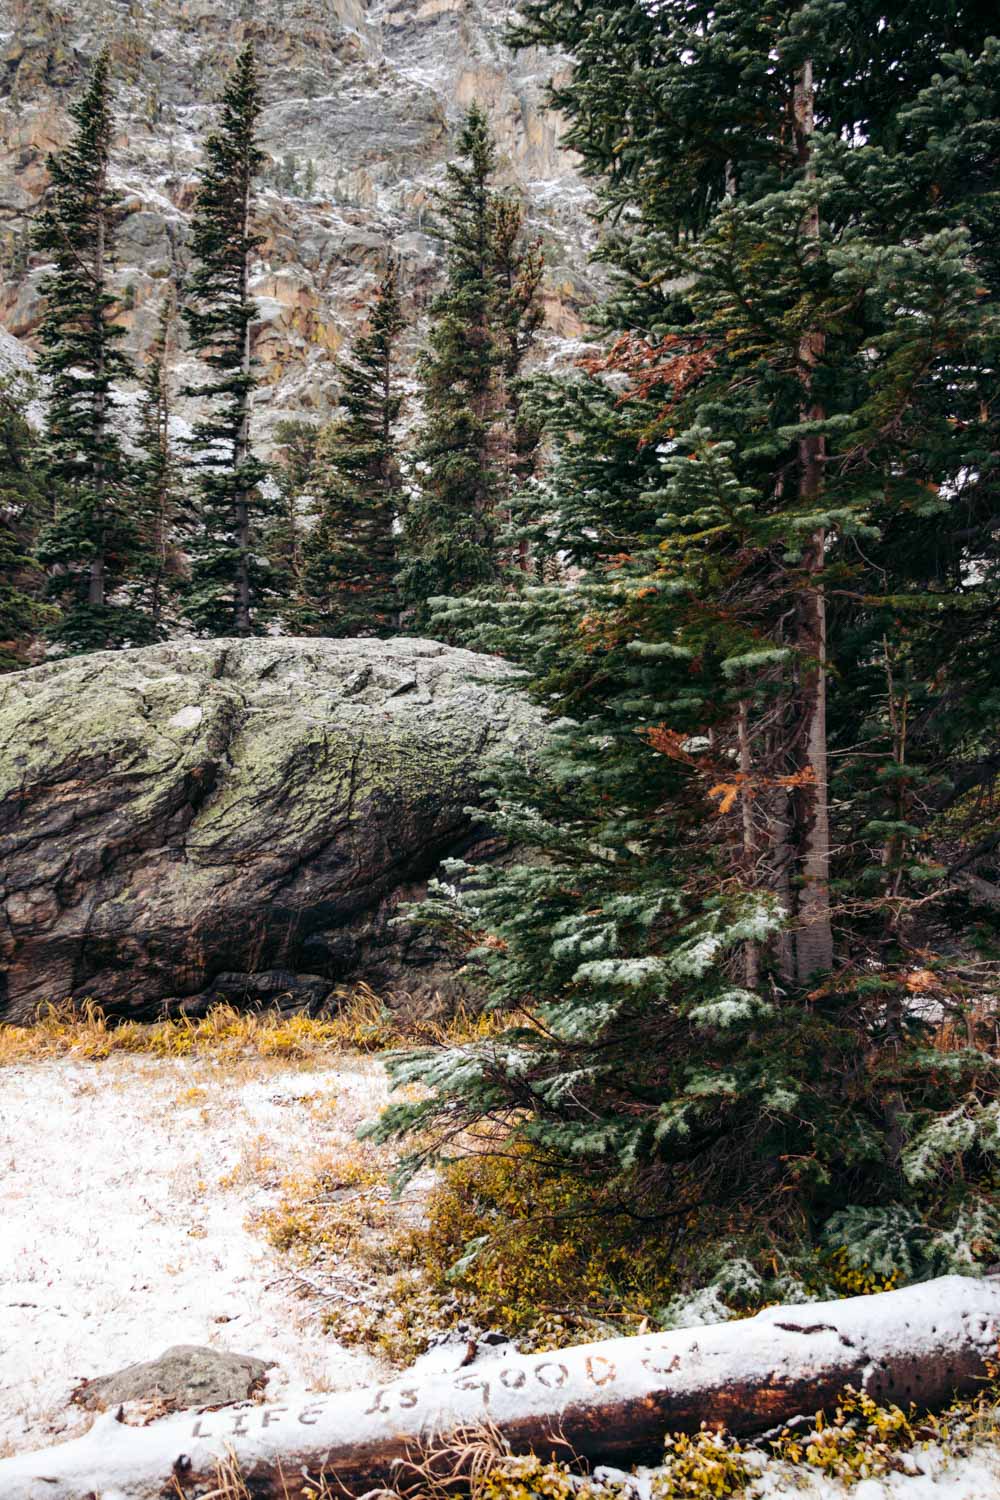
[0,638,541,1022]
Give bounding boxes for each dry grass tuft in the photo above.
[249,1136,429,1357]
[391,1422,530,1500]
[171,1448,344,1500]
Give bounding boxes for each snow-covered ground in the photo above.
[0,1052,393,1458]
[2,1053,1000,1498]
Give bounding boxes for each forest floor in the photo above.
[2,1021,1000,1497]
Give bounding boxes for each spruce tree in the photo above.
[133,292,186,637]
[399,105,501,623]
[304,258,406,636]
[0,378,54,669]
[373,4,1000,1296]
[34,51,142,652]
[267,417,320,634]
[183,42,269,637]
[490,194,544,571]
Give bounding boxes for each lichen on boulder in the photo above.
[0,637,542,1021]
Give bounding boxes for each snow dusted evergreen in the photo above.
[373,1,1000,1301]
[303,259,406,636]
[182,43,270,636]
[33,52,149,651]
[9,0,1000,1344]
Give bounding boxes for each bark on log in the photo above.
[2,1276,999,1500]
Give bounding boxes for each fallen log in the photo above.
[3,1275,999,1500]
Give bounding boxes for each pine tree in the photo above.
[34,50,143,652]
[373,4,1000,1294]
[0,378,54,669]
[133,291,186,637]
[267,417,320,634]
[399,105,501,623]
[490,193,544,571]
[183,42,269,637]
[304,258,405,636]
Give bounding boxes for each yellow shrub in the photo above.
[823,1247,900,1298]
[0,987,512,1067]
[478,1453,609,1500]
[652,1429,753,1499]
[772,1386,917,1481]
[408,1144,679,1346]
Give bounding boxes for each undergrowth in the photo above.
[251,1136,435,1362]
[0,987,507,1066]
[407,1144,682,1347]
[253,1136,689,1361]
[253,1137,924,1364]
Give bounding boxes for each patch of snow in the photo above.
[0,1054,391,1458]
[165,704,203,731]
[0,327,34,380]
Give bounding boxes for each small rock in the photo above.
[72,1345,270,1412]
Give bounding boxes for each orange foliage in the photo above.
[904,968,939,993]
[641,725,709,765]
[707,768,816,815]
[579,332,717,429]
[641,726,818,817]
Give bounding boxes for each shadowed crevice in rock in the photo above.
[0,637,543,1021]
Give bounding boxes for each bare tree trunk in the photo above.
[738,699,760,987]
[792,58,833,981]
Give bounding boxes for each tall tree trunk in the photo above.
[792,58,833,981]
[738,699,760,988]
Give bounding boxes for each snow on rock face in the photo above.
[0,325,33,380]
[0,0,599,444]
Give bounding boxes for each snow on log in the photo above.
[2,1276,999,1500]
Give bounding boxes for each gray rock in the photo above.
[0,637,542,1021]
[72,1345,269,1412]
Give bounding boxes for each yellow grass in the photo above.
[0,987,511,1068]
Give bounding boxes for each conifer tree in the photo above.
[399,105,501,622]
[0,378,54,669]
[34,51,142,651]
[267,417,320,634]
[304,258,406,635]
[401,108,548,619]
[490,194,544,570]
[133,292,186,637]
[374,4,1000,1293]
[183,42,269,636]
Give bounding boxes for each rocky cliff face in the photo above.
[0,0,595,439]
